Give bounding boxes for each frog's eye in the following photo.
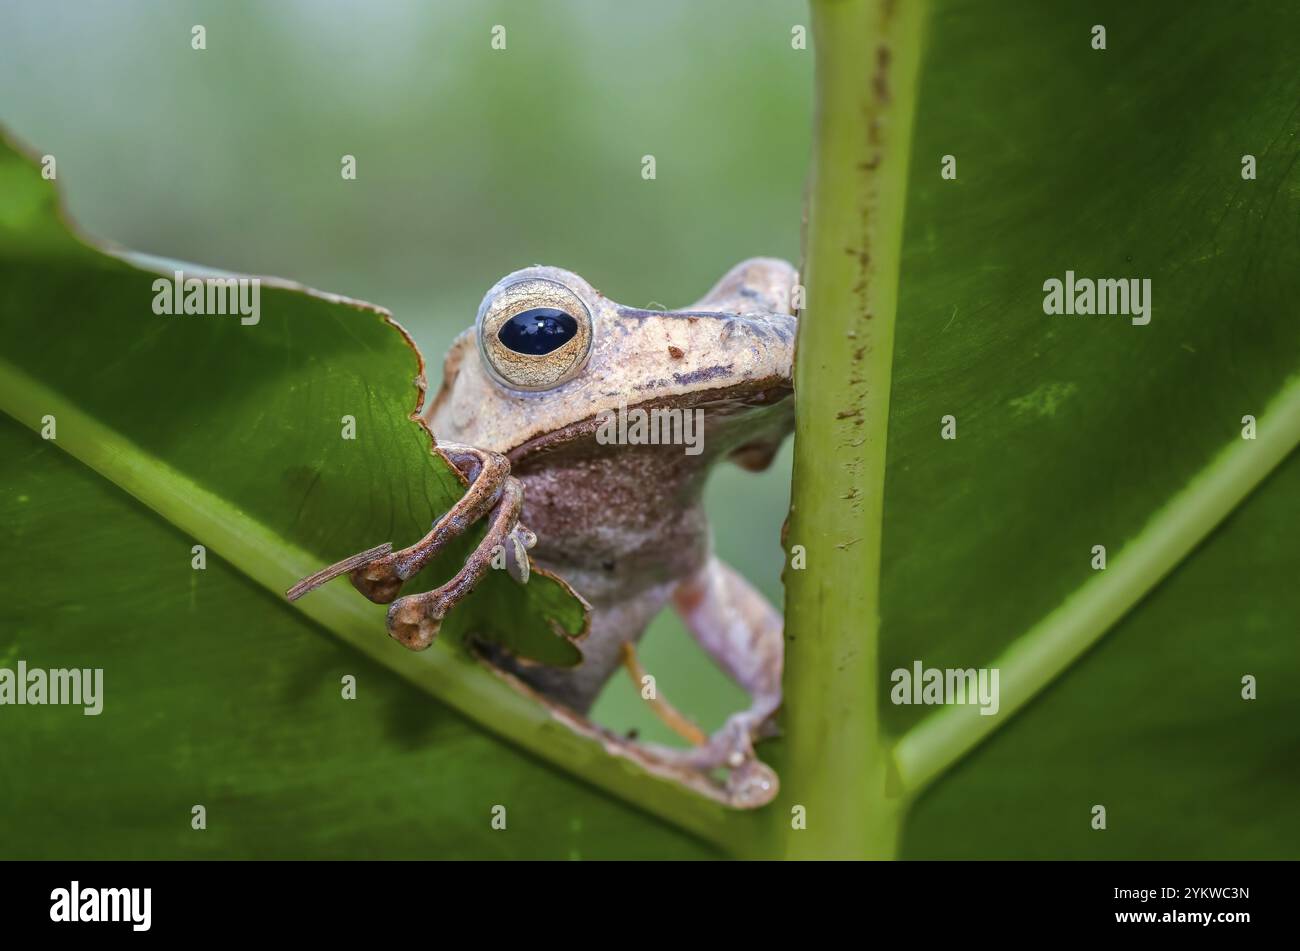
[477,277,593,391]
[498,308,577,355]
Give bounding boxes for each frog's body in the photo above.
[290,259,797,806]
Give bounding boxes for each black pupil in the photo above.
[497,308,578,355]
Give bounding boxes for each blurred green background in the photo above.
[0,0,811,744]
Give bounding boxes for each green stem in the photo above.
[772,0,927,859]
[895,374,1300,796]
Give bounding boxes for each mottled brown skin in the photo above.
[289,259,797,807]
[500,385,792,712]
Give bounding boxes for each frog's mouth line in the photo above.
[505,375,794,465]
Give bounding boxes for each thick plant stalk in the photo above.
[774,0,926,859]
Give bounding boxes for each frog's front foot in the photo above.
[385,474,526,649]
[286,444,534,650]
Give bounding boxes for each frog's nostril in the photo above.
[498,308,578,356]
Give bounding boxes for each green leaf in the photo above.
[6,0,1298,861]
[780,0,1300,858]
[0,416,712,859]
[0,129,732,857]
[882,0,1300,857]
[902,456,1300,858]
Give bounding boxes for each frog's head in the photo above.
[425,259,797,465]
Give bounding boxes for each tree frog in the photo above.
[289,259,797,807]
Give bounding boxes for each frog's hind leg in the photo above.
[634,557,784,806]
[691,257,799,317]
[673,558,783,736]
[286,444,536,650]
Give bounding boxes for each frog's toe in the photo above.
[285,542,393,602]
[348,553,406,603]
[386,595,447,651]
[726,758,780,808]
[637,731,779,809]
[691,714,759,770]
